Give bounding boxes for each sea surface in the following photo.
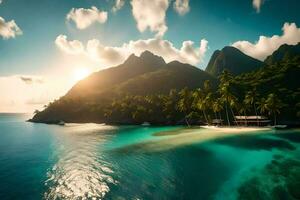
[0,113,300,200]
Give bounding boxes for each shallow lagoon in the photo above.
[0,114,299,200]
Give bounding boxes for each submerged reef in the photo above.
[238,154,300,200]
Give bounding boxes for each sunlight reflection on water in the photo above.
[44,124,117,200]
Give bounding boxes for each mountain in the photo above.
[66,50,166,99]
[109,61,216,96]
[265,43,300,65]
[30,51,216,124]
[205,46,264,77]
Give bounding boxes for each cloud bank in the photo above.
[55,35,208,67]
[131,0,169,37]
[0,16,22,39]
[232,23,300,61]
[67,6,108,29]
[173,0,190,15]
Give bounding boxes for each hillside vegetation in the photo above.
[30,43,300,125]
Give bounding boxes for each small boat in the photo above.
[274,125,287,130]
[58,120,65,126]
[141,122,150,126]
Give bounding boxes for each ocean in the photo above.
[0,113,299,200]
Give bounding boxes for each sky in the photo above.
[0,0,300,113]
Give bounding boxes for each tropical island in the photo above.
[29,43,300,126]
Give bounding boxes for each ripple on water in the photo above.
[44,124,117,200]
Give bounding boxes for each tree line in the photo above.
[104,70,287,126]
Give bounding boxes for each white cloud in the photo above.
[66,6,108,29]
[131,0,169,37]
[232,22,300,61]
[55,35,84,55]
[112,0,125,12]
[124,38,208,65]
[86,39,128,66]
[55,35,208,67]
[252,0,264,13]
[0,0,3,4]
[0,16,22,39]
[173,0,190,15]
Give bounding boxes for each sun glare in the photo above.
[73,68,91,81]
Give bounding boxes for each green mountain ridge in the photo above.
[205,46,264,77]
[265,42,300,65]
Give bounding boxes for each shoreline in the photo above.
[28,118,300,130]
[199,125,272,132]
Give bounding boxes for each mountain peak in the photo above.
[139,50,166,66]
[124,53,139,64]
[222,46,238,51]
[123,51,166,66]
[221,46,246,55]
[140,50,155,57]
[205,46,263,76]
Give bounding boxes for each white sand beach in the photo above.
[199,126,272,133]
[117,126,275,153]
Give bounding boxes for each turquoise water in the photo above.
[0,114,300,200]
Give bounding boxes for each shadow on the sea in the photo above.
[106,144,234,200]
[110,138,212,155]
[168,145,234,200]
[271,131,300,143]
[213,134,296,151]
[109,140,163,155]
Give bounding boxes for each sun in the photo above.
[73,68,91,81]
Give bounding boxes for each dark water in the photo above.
[0,114,300,200]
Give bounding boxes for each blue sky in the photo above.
[0,0,300,112]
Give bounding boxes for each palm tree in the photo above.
[265,93,284,126]
[203,80,213,124]
[219,70,233,84]
[229,96,238,126]
[218,70,234,126]
[162,89,179,122]
[218,83,237,126]
[238,102,250,126]
[219,83,231,126]
[212,98,223,125]
[257,97,268,115]
[205,92,213,124]
[244,89,260,125]
[178,87,192,126]
[193,89,209,125]
[203,80,212,93]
